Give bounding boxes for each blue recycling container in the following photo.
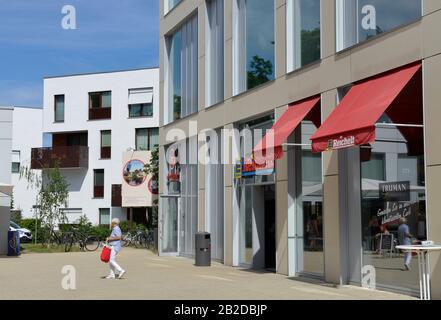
[7,230,20,256]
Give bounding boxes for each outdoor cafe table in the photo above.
[396,245,441,300]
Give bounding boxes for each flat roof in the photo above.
[44,66,159,79]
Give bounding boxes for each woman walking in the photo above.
[106,218,126,279]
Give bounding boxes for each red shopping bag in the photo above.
[100,245,111,263]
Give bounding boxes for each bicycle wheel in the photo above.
[84,236,100,252]
[64,233,74,252]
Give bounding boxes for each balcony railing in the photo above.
[31,146,89,169]
[89,107,111,120]
[111,184,122,207]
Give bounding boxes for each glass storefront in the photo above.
[360,125,426,293]
[236,115,276,268]
[160,138,198,256]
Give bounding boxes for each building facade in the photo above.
[0,107,13,255]
[32,68,160,226]
[11,107,43,219]
[159,0,441,298]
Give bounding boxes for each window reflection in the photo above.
[245,0,275,90]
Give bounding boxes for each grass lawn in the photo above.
[20,243,82,254]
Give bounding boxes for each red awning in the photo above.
[310,62,422,153]
[253,96,320,161]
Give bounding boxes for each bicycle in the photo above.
[64,228,100,252]
[121,229,149,248]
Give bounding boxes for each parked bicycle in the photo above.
[64,228,100,252]
[122,229,154,248]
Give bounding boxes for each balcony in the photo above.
[31,146,89,169]
[89,107,111,120]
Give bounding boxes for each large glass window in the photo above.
[337,0,422,51]
[165,15,198,123]
[54,95,65,122]
[205,0,224,107]
[233,0,275,95]
[287,0,321,72]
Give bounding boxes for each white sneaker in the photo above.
[117,270,126,279]
[105,274,116,279]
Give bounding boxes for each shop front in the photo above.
[233,115,277,270]
[252,96,324,278]
[311,61,427,295]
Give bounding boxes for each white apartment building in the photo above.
[31,68,160,226]
[0,106,13,254]
[11,107,43,219]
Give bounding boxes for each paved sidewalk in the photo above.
[0,248,415,300]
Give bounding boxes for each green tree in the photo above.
[247,55,274,90]
[144,147,159,228]
[21,163,70,244]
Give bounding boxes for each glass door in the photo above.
[159,196,179,256]
[294,122,324,276]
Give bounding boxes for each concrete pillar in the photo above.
[275,105,289,275]
[223,123,234,266]
[321,89,344,285]
[423,54,441,299]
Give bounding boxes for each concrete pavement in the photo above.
[0,248,416,300]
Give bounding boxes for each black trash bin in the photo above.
[7,230,20,256]
[195,232,211,266]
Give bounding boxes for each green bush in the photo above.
[90,225,111,241]
[20,219,44,243]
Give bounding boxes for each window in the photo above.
[136,128,159,151]
[11,150,20,173]
[11,162,20,173]
[100,130,111,159]
[233,0,275,95]
[206,0,224,106]
[287,0,321,72]
[89,91,111,120]
[129,104,153,118]
[165,15,198,123]
[54,95,65,122]
[165,0,182,14]
[99,208,110,226]
[128,88,154,117]
[93,169,104,198]
[336,0,422,51]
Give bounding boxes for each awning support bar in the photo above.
[283,143,312,147]
[375,123,424,128]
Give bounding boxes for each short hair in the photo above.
[111,218,120,225]
[399,218,407,224]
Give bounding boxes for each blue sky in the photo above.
[0,0,159,108]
